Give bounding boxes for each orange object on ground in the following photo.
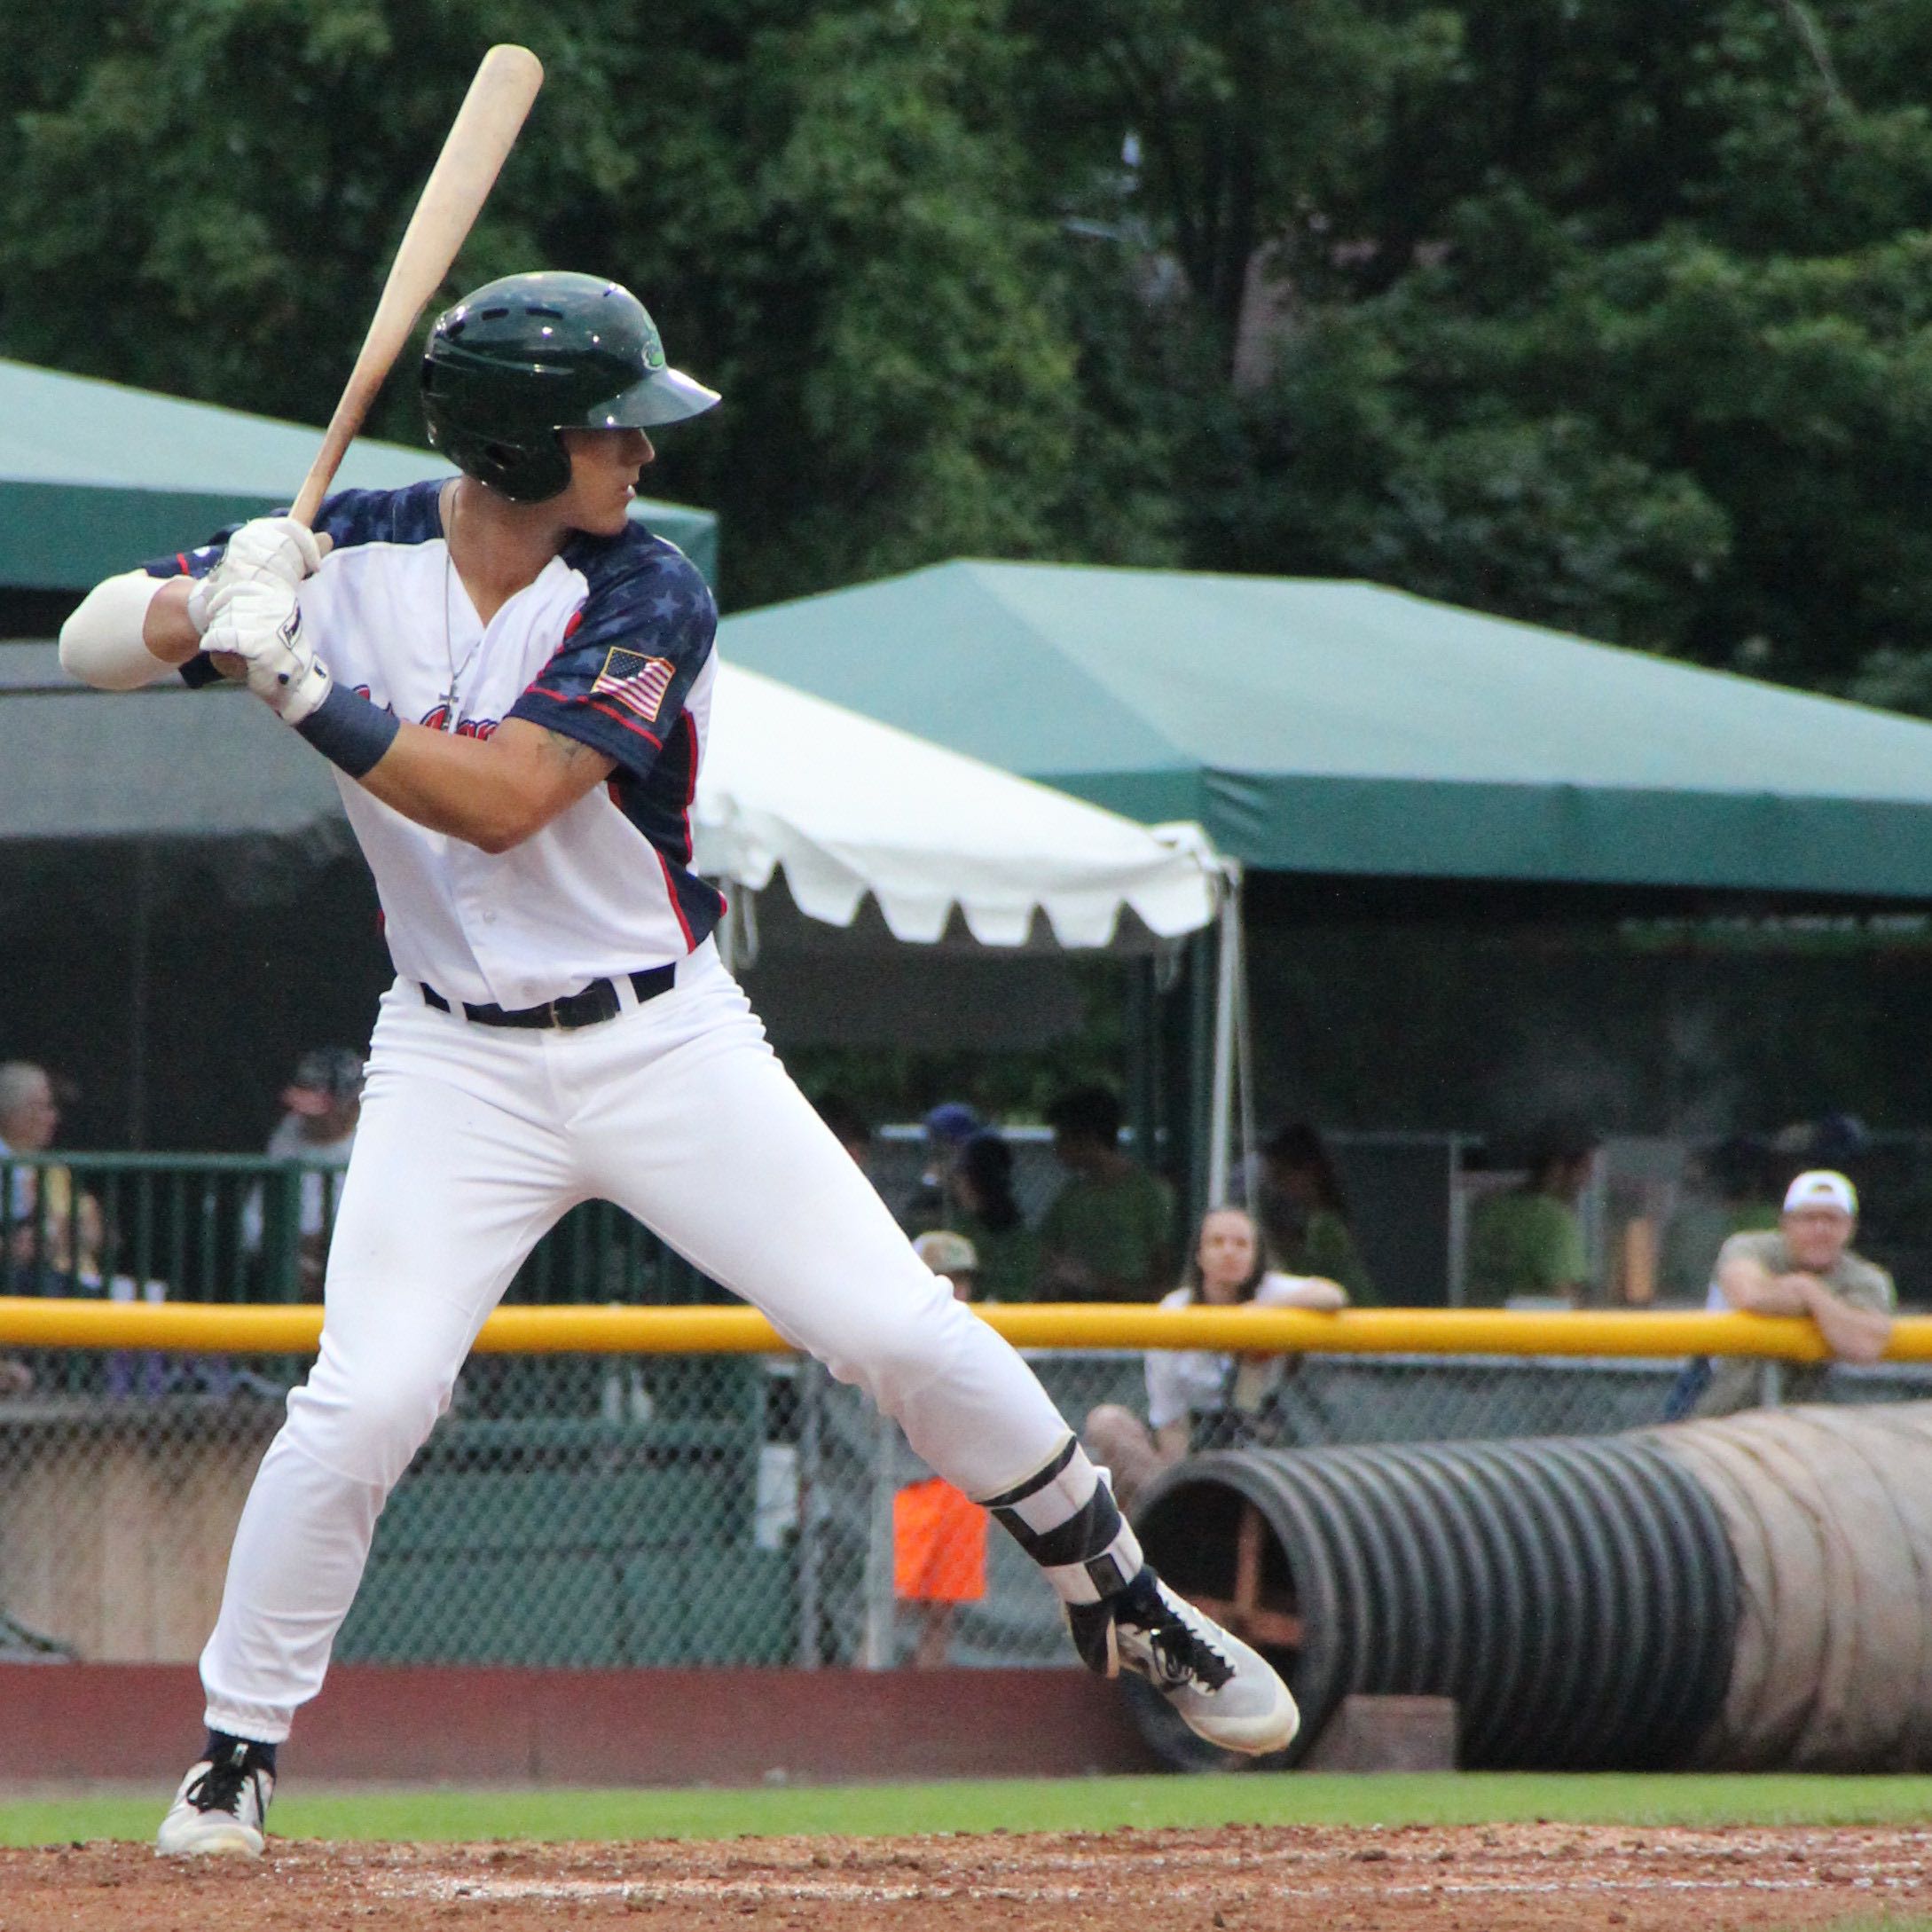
[892,1477,989,1603]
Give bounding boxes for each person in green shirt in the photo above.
[1036,1086,1173,1302]
[946,1131,1041,1302]
[1465,1122,1598,1305]
[1256,1123,1378,1304]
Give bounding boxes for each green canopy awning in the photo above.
[0,357,718,588]
[720,561,1932,900]
[0,647,338,841]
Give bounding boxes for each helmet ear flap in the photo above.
[423,402,573,502]
[475,433,573,503]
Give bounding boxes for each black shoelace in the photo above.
[1145,1618,1235,1692]
[185,1755,257,1818]
[1119,1580,1235,1692]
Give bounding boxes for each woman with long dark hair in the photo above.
[946,1130,1039,1301]
[1084,1205,1346,1507]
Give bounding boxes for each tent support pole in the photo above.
[1187,927,1216,1227]
[1206,866,1244,1209]
[1230,869,1259,1208]
[1126,958,1158,1171]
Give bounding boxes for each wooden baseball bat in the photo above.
[289,43,545,527]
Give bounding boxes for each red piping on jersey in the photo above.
[585,696,667,747]
[679,713,699,808]
[657,849,697,952]
[177,553,190,574]
[521,605,588,690]
[522,686,664,750]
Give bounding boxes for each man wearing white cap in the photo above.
[1692,1169,1896,1417]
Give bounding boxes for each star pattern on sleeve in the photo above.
[508,532,718,781]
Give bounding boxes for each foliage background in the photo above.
[12,2,1932,1144]
[6,0,1932,702]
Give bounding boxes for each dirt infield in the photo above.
[3,1824,1928,1930]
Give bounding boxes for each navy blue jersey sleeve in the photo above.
[137,484,444,690]
[138,525,240,689]
[508,535,717,782]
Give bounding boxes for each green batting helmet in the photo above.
[420,271,719,502]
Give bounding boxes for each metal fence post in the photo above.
[796,1362,824,1669]
[860,1410,897,1669]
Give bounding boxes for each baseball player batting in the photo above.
[59,272,1295,1857]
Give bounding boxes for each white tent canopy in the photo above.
[695,663,1221,950]
[692,662,1244,1203]
[4,646,1244,1190]
[3,648,1222,948]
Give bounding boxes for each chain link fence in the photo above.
[4,1150,1927,1668]
[3,1333,1928,1671]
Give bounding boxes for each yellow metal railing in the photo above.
[1,1298,1928,1362]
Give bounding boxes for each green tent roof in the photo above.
[0,357,718,588]
[0,646,341,841]
[721,560,1932,899]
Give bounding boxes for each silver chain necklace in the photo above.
[438,491,484,730]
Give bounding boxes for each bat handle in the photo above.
[290,474,328,531]
[290,413,362,529]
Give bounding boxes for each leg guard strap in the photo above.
[982,1435,1143,1606]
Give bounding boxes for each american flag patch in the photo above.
[591,648,677,722]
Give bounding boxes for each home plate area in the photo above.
[4,1825,1928,1930]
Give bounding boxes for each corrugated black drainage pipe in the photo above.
[1127,1435,1737,1771]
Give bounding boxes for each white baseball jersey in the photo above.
[149,480,724,1009]
[137,483,1147,1757]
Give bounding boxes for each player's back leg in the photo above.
[166,988,580,1855]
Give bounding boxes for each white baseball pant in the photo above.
[200,941,1078,1742]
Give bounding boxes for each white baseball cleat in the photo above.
[1069,1567,1300,1756]
[155,1744,275,1858]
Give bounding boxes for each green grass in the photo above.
[4,1771,1931,1848]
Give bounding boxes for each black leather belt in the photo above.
[420,963,676,1031]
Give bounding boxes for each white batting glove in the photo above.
[185,518,332,636]
[201,578,334,725]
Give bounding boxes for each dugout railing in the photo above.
[0,1152,711,1308]
[0,1291,1928,1672]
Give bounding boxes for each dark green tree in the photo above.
[0,0,1174,607]
[9,0,1932,687]
[1009,0,1932,678]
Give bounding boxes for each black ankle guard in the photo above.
[205,1731,278,1775]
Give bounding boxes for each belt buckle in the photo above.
[547,998,564,1029]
